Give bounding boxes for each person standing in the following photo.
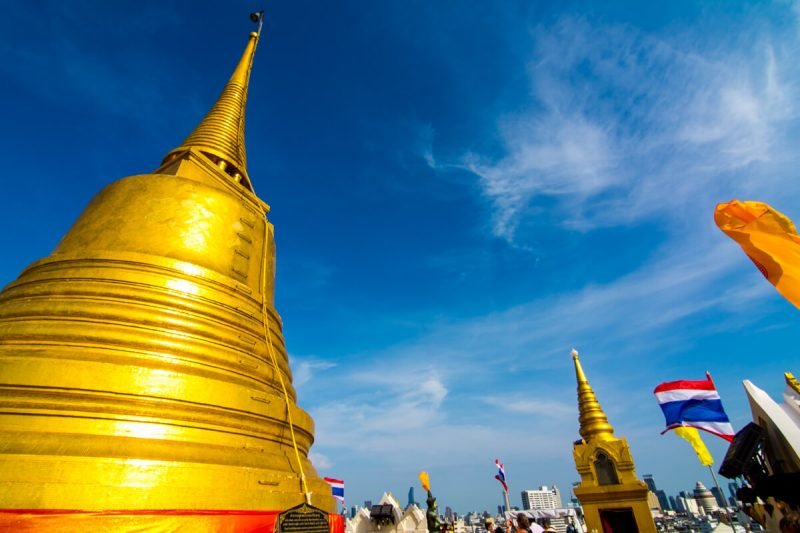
[507,513,533,533]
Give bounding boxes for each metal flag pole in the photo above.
[708,465,737,531]
[704,371,736,530]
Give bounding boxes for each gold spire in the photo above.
[572,349,616,442]
[163,29,260,189]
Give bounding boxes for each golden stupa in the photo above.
[570,349,657,533]
[0,20,334,513]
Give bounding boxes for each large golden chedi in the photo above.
[0,27,334,512]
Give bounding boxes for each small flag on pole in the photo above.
[654,374,735,441]
[323,477,344,506]
[494,459,508,492]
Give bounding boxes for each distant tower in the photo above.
[552,485,563,508]
[669,496,678,512]
[693,482,717,513]
[408,486,416,508]
[709,486,727,508]
[570,349,657,533]
[655,490,671,511]
[727,481,739,502]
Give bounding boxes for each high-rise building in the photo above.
[727,481,740,502]
[569,350,657,533]
[498,504,506,515]
[521,486,559,510]
[668,496,678,512]
[364,500,373,510]
[674,495,686,513]
[569,482,581,506]
[552,485,563,508]
[642,474,670,511]
[445,506,453,520]
[676,494,699,514]
[350,506,357,518]
[655,490,671,511]
[709,487,727,508]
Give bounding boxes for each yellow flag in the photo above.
[419,471,430,492]
[674,426,714,466]
[715,200,800,309]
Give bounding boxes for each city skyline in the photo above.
[345,472,729,518]
[1,0,799,511]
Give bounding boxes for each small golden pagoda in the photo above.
[570,349,656,533]
[0,20,334,515]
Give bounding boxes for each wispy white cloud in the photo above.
[481,395,574,418]
[313,371,448,445]
[309,450,333,470]
[292,357,337,388]
[465,113,619,240]
[454,17,800,242]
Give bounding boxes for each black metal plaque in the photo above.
[276,502,330,533]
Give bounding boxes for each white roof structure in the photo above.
[742,373,800,473]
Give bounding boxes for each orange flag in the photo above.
[715,200,800,309]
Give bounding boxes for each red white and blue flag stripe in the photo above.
[654,373,735,442]
[494,459,508,492]
[323,477,344,505]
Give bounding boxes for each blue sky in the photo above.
[1,0,799,513]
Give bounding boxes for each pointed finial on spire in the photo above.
[571,349,616,442]
[163,12,264,190]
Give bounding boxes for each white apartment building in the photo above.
[521,485,561,510]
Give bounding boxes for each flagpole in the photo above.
[704,372,736,530]
[708,465,735,530]
[504,487,511,517]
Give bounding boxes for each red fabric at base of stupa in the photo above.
[0,509,345,532]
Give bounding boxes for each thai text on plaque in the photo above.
[276,502,330,533]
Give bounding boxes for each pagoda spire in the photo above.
[571,349,615,442]
[163,21,261,189]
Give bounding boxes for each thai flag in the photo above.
[323,477,344,505]
[654,373,735,442]
[494,459,508,492]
